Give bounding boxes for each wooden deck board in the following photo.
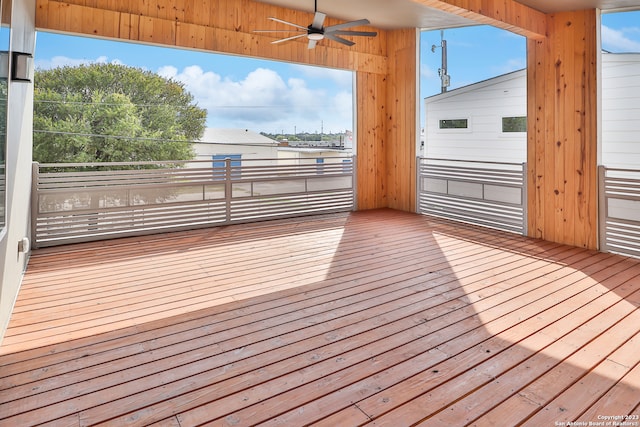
[1,209,639,426]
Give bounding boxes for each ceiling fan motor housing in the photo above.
[307,26,324,40]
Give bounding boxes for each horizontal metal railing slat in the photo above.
[32,157,355,247]
[36,203,228,229]
[417,157,527,235]
[600,165,640,259]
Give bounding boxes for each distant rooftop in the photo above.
[198,128,278,145]
[278,147,349,154]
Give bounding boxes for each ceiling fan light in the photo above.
[307,33,324,41]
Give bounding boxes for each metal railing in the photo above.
[599,165,640,259]
[31,157,356,248]
[417,157,527,235]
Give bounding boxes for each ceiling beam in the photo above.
[411,0,548,39]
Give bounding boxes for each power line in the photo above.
[32,129,281,147]
[34,99,292,109]
[34,99,186,108]
[34,129,188,143]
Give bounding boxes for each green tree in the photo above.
[33,63,207,163]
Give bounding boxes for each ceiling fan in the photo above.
[254,0,377,49]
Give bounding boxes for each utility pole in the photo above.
[431,30,450,93]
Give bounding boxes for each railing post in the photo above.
[352,155,357,211]
[522,162,528,236]
[598,165,607,253]
[30,162,39,249]
[225,157,232,223]
[416,156,421,214]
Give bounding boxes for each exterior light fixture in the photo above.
[11,52,33,82]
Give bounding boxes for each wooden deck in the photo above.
[1,209,640,426]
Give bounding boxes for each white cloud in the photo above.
[602,24,640,52]
[157,65,179,78]
[163,65,353,133]
[34,50,354,133]
[35,55,112,70]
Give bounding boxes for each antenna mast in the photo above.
[431,30,450,93]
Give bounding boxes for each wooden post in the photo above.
[527,9,599,249]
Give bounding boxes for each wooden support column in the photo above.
[356,28,418,211]
[385,29,418,211]
[527,9,599,249]
[356,71,387,209]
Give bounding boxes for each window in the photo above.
[502,116,527,133]
[212,154,242,179]
[439,119,468,129]
[342,158,352,173]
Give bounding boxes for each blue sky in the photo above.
[34,10,640,134]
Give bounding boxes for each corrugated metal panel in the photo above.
[32,158,355,248]
[417,158,527,235]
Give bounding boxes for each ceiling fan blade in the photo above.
[308,39,318,49]
[254,29,306,33]
[272,34,308,44]
[268,17,309,31]
[324,18,370,32]
[311,11,326,30]
[324,33,355,47]
[330,30,378,37]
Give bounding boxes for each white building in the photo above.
[190,128,279,167]
[423,69,527,163]
[277,147,353,164]
[191,128,352,170]
[423,52,640,168]
[601,53,640,169]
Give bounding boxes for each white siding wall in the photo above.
[277,149,352,164]
[424,55,640,168]
[424,70,527,163]
[601,53,640,169]
[0,0,36,343]
[188,143,278,168]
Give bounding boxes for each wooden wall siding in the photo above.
[412,0,547,40]
[527,10,599,250]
